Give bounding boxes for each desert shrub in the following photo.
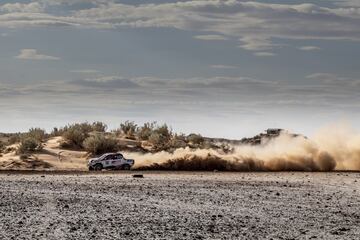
[187,133,204,145]
[51,127,60,136]
[173,133,186,142]
[92,121,108,132]
[20,154,30,160]
[54,121,106,138]
[8,134,21,144]
[148,132,162,146]
[62,128,88,148]
[168,139,187,149]
[167,133,187,149]
[0,141,5,152]
[3,147,15,154]
[136,122,156,141]
[83,134,118,155]
[148,124,173,150]
[155,124,172,140]
[61,122,97,148]
[118,121,137,139]
[27,128,46,142]
[137,154,231,171]
[17,137,43,154]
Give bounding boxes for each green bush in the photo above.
[187,133,204,145]
[62,128,88,148]
[54,121,106,138]
[154,124,172,140]
[17,137,43,154]
[83,134,118,155]
[118,121,137,139]
[148,124,173,150]
[60,122,98,148]
[8,134,21,145]
[92,121,108,132]
[148,132,162,146]
[27,128,46,142]
[136,122,156,141]
[51,127,60,136]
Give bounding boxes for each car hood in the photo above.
[88,158,99,163]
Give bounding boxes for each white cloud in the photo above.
[0,3,44,13]
[39,0,112,6]
[193,35,227,41]
[71,69,100,74]
[211,65,237,69]
[239,37,277,51]
[253,52,276,57]
[72,76,139,89]
[306,73,339,81]
[0,1,360,52]
[335,0,360,7]
[306,73,354,84]
[298,46,322,51]
[15,49,60,60]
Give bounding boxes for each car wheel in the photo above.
[93,163,103,171]
[122,164,131,170]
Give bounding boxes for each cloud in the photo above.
[239,37,277,51]
[0,3,44,13]
[135,76,278,89]
[210,65,237,69]
[71,76,139,89]
[0,2,45,13]
[193,35,228,41]
[15,49,60,60]
[335,0,360,7]
[306,73,356,85]
[66,75,277,92]
[3,72,360,125]
[0,1,360,52]
[253,52,276,57]
[306,73,339,82]
[298,46,322,51]
[39,0,112,6]
[71,69,100,74]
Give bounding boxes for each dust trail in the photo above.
[126,123,360,171]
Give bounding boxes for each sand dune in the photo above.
[0,137,88,171]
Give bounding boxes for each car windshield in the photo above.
[101,154,112,160]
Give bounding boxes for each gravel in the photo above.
[0,171,359,239]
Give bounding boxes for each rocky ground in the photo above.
[0,171,359,239]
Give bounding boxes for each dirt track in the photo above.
[0,172,359,239]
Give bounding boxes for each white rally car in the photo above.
[88,153,135,171]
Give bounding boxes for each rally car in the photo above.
[88,153,135,171]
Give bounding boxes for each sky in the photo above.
[0,0,360,138]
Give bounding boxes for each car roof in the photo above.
[101,152,123,157]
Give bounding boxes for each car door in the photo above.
[113,154,123,168]
[103,154,114,168]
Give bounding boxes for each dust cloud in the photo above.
[128,123,360,171]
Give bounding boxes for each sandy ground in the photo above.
[0,137,88,170]
[0,172,359,240]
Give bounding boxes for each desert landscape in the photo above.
[2,0,360,239]
[1,122,359,239]
[1,121,360,172]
